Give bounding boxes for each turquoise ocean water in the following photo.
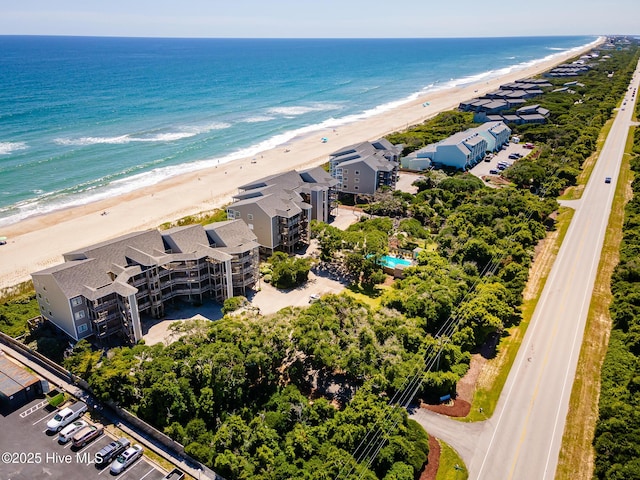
[0,35,598,226]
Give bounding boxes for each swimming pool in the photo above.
[377,255,412,268]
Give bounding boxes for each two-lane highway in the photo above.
[413,61,640,479]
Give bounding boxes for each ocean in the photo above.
[0,35,598,226]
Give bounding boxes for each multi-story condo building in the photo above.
[402,121,511,171]
[227,167,339,256]
[31,220,259,344]
[328,138,402,196]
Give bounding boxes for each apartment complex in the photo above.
[401,121,511,171]
[227,167,339,256]
[329,138,402,196]
[31,220,260,344]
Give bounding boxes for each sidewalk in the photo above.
[0,343,218,480]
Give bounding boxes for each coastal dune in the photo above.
[0,40,602,291]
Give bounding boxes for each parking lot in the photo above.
[470,141,535,179]
[0,397,168,480]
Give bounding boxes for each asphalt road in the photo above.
[412,62,640,479]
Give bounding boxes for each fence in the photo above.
[0,331,223,480]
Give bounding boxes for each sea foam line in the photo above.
[54,122,232,146]
[0,37,603,228]
[0,142,28,155]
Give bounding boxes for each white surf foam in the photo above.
[0,142,28,155]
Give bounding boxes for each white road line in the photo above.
[138,466,156,480]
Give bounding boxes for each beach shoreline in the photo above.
[0,38,604,290]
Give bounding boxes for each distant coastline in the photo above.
[0,36,604,290]
[0,35,599,227]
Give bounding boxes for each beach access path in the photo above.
[0,40,602,291]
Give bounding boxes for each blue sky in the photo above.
[1,0,638,38]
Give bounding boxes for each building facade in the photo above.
[227,167,339,256]
[329,139,402,195]
[402,122,511,171]
[31,221,260,344]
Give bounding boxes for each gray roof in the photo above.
[205,219,259,248]
[0,355,40,397]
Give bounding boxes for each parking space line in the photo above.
[97,463,111,475]
[20,399,49,418]
[33,410,57,425]
[138,466,156,480]
[118,457,145,479]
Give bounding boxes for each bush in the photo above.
[222,296,247,314]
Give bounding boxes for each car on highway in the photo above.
[605,177,612,184]
[58,420,87,443]
[96,437,131,465]
[71,423,104,448]
[110,444,144,475]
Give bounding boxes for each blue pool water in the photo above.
[379,255,412,268]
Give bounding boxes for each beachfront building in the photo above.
[227,167,339,256]
[402,122,510,171]
[329,139,402,196]
[31,221,260,344]
[475,121,512,152]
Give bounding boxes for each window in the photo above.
[74,310,85,321]
[355,170,360,175]
[342,184,348,190]
[77,324,88,334]
[343,168,349,174]
[354,178,360,183]
[247,214,253,221]
[71,296,82,307]
[354,186,359,190]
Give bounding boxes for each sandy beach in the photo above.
[0,39,602,291]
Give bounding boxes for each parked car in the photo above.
[110,444,144,475]
[524,143,535,149]
[489,169,499,175]
[309,293,321,303]
[58,420,87,443]
[96,437,131,465]
[72,423,104,448]
[46,401,88,432]
[508,153,519,160]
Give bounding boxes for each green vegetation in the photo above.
[435,441,468,480]
[263,252,312,289]
[222,296,247,315]
[51,44,640,479]
[504,47,639,197]
[386,111,476,156]
[159,207,227,230]
[593,120,640,478]
[0,286,39,338]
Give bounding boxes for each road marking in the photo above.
[138,466,156,480]
[20,399,49,418]
[33,410,57,425]
[505,237,580,480]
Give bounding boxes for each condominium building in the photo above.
[402,121,511,171]
[227,167,339,256]
[31,221,260,344]
[329,138,402,195]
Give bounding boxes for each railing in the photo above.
[0,331,224,480]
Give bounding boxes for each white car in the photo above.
[309,293,321,303]
[58,420,87,443]
[110,444,143,474]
